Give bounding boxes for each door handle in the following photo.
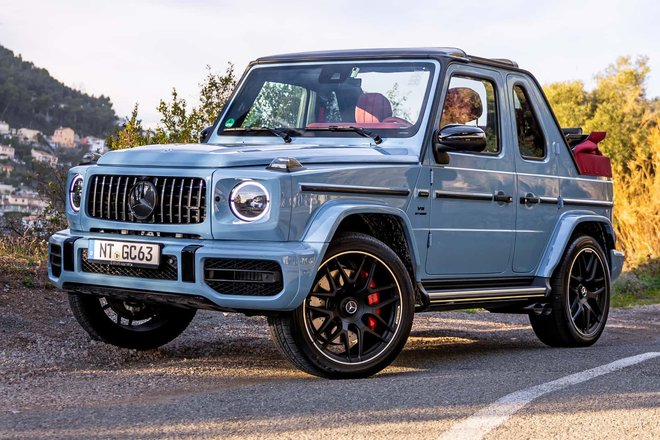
[520,193,541,205]
[493,191,513,203]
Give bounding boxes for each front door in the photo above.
[426,67,516,276]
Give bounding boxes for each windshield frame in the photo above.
[206,59,441,152]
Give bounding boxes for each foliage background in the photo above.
[106,64,236,149]
[544,56,659,266]
[0,45,117,137]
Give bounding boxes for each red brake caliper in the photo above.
[362,271,380,331]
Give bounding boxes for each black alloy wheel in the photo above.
[530,235,610,347]
[69,293,197,350]
[268,232,414,378]
[303,250,403,365]
[566,247,608,337]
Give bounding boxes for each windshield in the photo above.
[216,61,435,142]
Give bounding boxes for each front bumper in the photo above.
[48,229,322,311]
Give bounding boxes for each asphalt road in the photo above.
[1,294,658,440]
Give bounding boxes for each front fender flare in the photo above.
[301,200,422,282]
[536,211,618,279]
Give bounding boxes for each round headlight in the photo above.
[69,174,84,212]
[229,181,270,222]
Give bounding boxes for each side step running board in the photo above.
[426,286,547,304]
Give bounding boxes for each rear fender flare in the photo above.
[537,212,617,279]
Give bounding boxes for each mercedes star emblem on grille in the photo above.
[128,180,158,220]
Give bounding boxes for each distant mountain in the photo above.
[0,44,117,137]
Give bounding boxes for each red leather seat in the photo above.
[355,93,392,123]
[573,131,612,178]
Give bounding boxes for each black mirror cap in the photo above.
[435,124,487,153]
[199,126,213,143]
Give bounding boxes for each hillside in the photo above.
[0,45,117,137]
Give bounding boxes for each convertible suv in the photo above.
[49,48,624,378]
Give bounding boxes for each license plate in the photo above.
[88,239,161,268]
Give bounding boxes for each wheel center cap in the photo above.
[580,286,588,297]
[343,299,359,315]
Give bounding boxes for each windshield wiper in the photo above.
[304,125,383,145]
[223,127,299,143]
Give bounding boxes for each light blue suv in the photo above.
[49,48,624,378]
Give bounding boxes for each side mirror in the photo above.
[79,152,101,165]
[199,126,212,143]
[434,124,487,153]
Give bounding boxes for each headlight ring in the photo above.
[69,174,84,212]
[229,181,270,222]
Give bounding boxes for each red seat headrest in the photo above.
[355,93,392,123]
[586,131,606,144]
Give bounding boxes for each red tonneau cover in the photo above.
[573,131,612,178]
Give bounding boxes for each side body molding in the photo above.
[301,200,423,281]
[536,211,621,280]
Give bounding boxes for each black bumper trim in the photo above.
[181,245,202,283]
[63,236,81,272]
[63,283,232,312]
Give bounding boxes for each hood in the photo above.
[97,143,419,168]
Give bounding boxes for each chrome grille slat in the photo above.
[107,176,113,222]
[187,178,194,224]
[87,175,206,224]
[178,179,184,223]
[122,177,129,221]
[196,180,203,223]
[160,177,167,223]
[169,178,175,223]
[99,176,106,218]
[114,176,121,220]
[129,177,137,222]
[92,176,98,216]
[152,177,159,224]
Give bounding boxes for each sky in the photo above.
[1,0,658,128]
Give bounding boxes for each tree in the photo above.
[543,80,591,130]
[108,63,236,149]
[0,44,117,137]
[106,104,152,150]
[544,56,660,265]
[195,63,237,127]
[243,81,304,128]
[585,56,654,167]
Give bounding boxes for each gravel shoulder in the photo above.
[1,275,658,439]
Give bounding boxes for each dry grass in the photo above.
[612,129,660,267]
[0,234,48,284]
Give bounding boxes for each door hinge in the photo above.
[430,168,434,186]
[427,232,432,248]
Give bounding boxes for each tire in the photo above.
[68,293,197,350]
[268,232,415,379]
[530,235,610,347]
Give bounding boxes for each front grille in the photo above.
[87,175,206,224]
[204,258,283,296]
[81,249,178,280]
